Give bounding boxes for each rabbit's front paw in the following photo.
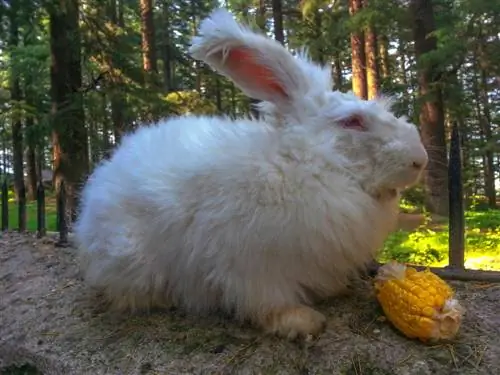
[259,305,327,340]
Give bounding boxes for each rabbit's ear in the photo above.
[189,8,309,106]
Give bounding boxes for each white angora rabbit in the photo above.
[74,8,428,339]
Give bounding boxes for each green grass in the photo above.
[379,210,500,271]
[4,195,57,232]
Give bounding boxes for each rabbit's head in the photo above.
[189,9,428,199]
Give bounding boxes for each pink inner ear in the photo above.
[340,115,366,131]
[222,47,289,99]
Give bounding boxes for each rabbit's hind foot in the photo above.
[255,305,327,341]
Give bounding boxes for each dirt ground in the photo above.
[1,231,500,375]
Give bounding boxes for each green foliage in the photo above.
[398,199,420,214]
[379,210,500,270]
[469,195,500,212]
[0,0,497,224]
[0,187,16,203]
[400,185,426,212]
[4,191,57,232]
[465,209,500,230]
[165,90,218,115]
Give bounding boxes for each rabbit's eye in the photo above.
[340,115,366,131]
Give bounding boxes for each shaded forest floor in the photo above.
[1,232,500,375]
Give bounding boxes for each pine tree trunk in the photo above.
[378,34,390,79]
[24,82,38,201]
[363,0,379,99]
[457,116,472,205]
[365,24,379,99]
[139,0,158,123]
[411,0,449,216]
[349,0,367,99]
[140,0,157,76]
[48,0,89,223]
[333,54,343,89]
[161,4,172,92]
[477,40,497,208]
[231,84,236,116]
[190,2,201,92]
[102,93,111,158]
[23,17,38,201]
[314,12,324,65]
[110,0,126,142]
[111,95,125,142]
[398,37,408,87]
[88,115,99,167]
[250,0,267,118]
[118,0,124,25]
[215,76,222,113]
[272,0,284,45]
[25,116,38,201]
[9,1,26,229]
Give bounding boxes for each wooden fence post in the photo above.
[1,180,8,231]
[37,182,46,238]
[448,122,465,269]
[17,186,26,232]
[56,180,69,247]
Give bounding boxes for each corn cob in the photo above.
[373,260,465,343]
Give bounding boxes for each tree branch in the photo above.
[79,71,109,94]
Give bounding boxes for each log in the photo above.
[367,261,500,283]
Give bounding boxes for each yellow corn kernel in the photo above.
[373,260,465,343]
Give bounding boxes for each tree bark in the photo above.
[190,2,202,92]
[365,24,379,99]
[349,0,367,99]
[48,0,89,223]
[139,0,159,124]
[102,93,111,158]
[313,11,324,65]
[9,0,26,230]
[411,0,449,216]
[333,53,343,89]
[250,0,267,118]
[109,0,126,142]
[477,39,497,208]
[215,76,222,113]
[398,36,409,87]
[25,116,38,201]
[140,0,157,76]
[363,0,379,99]
[272,0,284,45]
[457,115,472,205]
[111,95,126,142]
[24,81,38,201]
[378,34,390,79]
[161,3,172,91]
[23,13,38,201]
[118,0,124,25]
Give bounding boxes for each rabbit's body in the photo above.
[76,113,399,313]
[75,9,428,339]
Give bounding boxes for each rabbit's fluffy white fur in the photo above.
[74,8,428,339]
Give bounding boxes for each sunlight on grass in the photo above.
[6,197,57,232]
[379,210,500,271]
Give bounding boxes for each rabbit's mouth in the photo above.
[373,188,399,202]
[362,182,399,202]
